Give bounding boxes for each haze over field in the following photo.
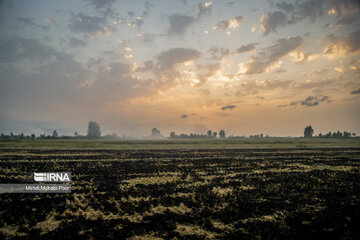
[0,0,359,137]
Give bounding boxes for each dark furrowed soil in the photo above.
[0,148,359,239]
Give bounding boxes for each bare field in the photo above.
[0,148,360,239]
[1,138,360,149]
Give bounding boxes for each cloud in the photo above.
[259,11,288,36]
[213,16,244,30]
[196,63,221,86]
[350,89,360,94]
[233,43,258,54]
[197,2,212,19]
[209,43,257,60]
[69,12,107,34]
[46,18,56,25]
[87,57,103,68]
[323,31,360,56]
[237,79,293,95]
[135,48,201,91]
[208,47,230,60]
[85,0,116,9]
[336,16,358,26]
[68,37,87,48]
[167,14,195,35]
[279,95,331,107]
[302,69,329,77]
[0,36,57,63]
[181,0,187,6]
[221,105,236,110]
[239,36,303,75]
[15,17,49,30]
[128,17,143,30]
[167,3,212,35]
[0,35,159,126]
[295,79,335,90]
[259,0,360,35]
[226,2,234,7]
[180,114,188,118]
[157,48,200,69]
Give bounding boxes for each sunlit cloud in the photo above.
[323,31,360,56]
[213,16,244,31]
[238,36,303,75]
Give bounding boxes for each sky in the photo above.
[0,0,359,137]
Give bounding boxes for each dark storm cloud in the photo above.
[350,89,360,94]
[180,114,188,118]
[68,37,87,48]
[241,36,303,75]
[15,17,49,30]
[221,105,236,110]
[69,12,106,34]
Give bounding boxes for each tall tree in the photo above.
[219,129,226,138]
[87,121,101,138]
[304,125,314,138]
[52,130,58,137]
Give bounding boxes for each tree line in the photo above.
[303,125,356,138]
[0,122,357,139]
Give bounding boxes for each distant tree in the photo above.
[151,127,160,137]
[318,133,323,137]
[344,131,351,137]
[31,134,36,139]
[207,130,212,138]
[170,132,175,138]
[353,133,356,136]
[74,131,79,137]
[304,125,314,138]
[219,130,226,138]
[1,133,4,138]
[52,130,58,137]
[87,121,101,138]
[213,132,217,138]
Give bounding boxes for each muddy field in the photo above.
[0,148,360,239]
